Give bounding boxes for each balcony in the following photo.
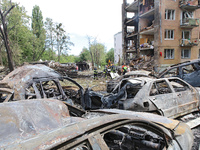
[140,42,154,51]
[126,0,139,12]
[140,28,154,35]
[140,8,154,18]
[139,0,154,16]
[179,0,200,11]
[180,18,199,28]
[126,16,138,26]
[179,38,199,47]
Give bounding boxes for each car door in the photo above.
[149,79,178,117]
[168,78,199,116]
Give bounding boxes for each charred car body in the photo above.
[107,70,155,93]
[0,99,193,150]
[159,59,200,87]
[0,64,84,108]
[87,77,200,119]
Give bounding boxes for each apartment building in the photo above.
[114,32,123,64]
[122,0,200,68]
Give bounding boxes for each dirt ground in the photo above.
[73,77,107,91]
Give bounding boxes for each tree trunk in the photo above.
[0,4,15,71]
[0,45,2,66]
[0,17,14,71]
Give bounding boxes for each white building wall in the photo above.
[114,32,123,65]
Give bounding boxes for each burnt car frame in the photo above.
[0,99,193,150]
[158,59,200,87]
[86,77,200,119]
[0,64,85,108]
[107,70,155,93]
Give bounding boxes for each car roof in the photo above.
[125,77,154,84]
[1,64,60,86]
[159,59,200,76]
[125,70,151,76]
[0,99,83,148]
[0,64,61,99]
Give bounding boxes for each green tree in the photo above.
[79,47,91,62]
[90,42,106,67]
[55,23,73,62]
[31,5,46,61]
[0,0,16,71]
[65,55,78,63]
[44,17,55,60]
[8,5,35,64]
[106,48,114,64]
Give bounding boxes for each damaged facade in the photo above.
[122,0,200,68]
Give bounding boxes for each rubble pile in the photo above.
[129,56,154,71]
[51,63,78,78]
[31,61,78,78]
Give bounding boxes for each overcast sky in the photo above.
[12,0,124,55]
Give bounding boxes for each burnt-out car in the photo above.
[0,64,84,107]
[0,99,193,150]
[86,77,200,119]
[158,59,200,87]
[107,70,155,93]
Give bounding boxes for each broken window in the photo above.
[164,49,174,59]
[103,123,167,149]
[182,11,193,20]
[0,93,11,102]
[169,79,190,92]
[181,11,194,25]
[126,83,142,98]
[165,29,174,39]
[26,80,61,99]
[181,49,191,59]
[42,81,61,98]
[162,68,179,78]
[59,79,81,100]
[165,9,175,20]
[25,84,37,99]
[150,80,172,95]
[181,64,195,74]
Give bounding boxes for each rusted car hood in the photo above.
[0,99,83,148]
[92,109,180,130]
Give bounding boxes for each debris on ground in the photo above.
[30,61,78,78]
[129,56,155,71]
[0,67,9,81]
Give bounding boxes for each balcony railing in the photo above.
[179,38,199,47]
[179,0,200,10]
[180,18,199,28]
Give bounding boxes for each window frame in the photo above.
[165,29,174,40]
[165,9,175,20]
[181,49,191,59]
[199,49,200,59]
[164,49,174,59]
[182,30,191,39]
